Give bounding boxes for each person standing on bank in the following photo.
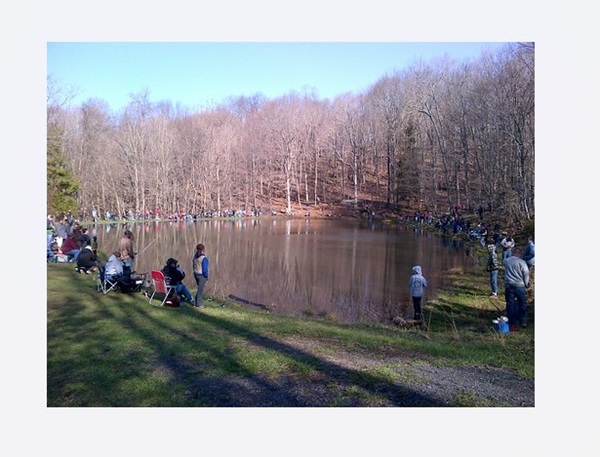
[500,233,515,260]
[503,246,530,332]
[192,243,209,308]
[118,229,136,273]
[486,243,500,297]
[408,265,427,321]
[521,233,535,303]
[521,234,535,268]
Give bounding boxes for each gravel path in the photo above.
[398,364,534,407]
[180,338,534,407]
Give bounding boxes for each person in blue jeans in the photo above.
[161,258,194,304]
[486,243,500,297]
[521,234,535,268]
[192,243,209,308]
[503,247,530,331]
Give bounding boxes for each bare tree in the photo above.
[49,43,534,225]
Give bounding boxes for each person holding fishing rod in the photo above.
[192,243,209,308]
[118,229,136,274]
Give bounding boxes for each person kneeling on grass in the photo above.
[161,257,194,304]
[76,243,98,274]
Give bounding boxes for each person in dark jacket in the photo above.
[76,244,98,274]
[161,258,194,304]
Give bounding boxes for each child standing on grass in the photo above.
[408,265,427,321]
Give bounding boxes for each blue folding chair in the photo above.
[97,265,120,294]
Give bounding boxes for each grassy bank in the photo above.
[47,260,533,407]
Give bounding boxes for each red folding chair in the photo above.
[148,270,177,306]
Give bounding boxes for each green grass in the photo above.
[47,261,534,406]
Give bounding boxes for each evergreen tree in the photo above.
[47,131,79,216]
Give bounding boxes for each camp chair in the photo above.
[148,270,177,306]
[122,273,148,294]
[97,265,119,294]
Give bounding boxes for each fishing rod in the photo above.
[136,236,158,258]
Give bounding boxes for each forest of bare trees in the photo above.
[47,43,534,224]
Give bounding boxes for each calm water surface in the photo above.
[94,218,476,324]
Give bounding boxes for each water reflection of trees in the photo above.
[95,220,473,326]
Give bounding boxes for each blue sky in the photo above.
[47,42,507,112]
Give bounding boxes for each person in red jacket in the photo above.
[60,234,80,262]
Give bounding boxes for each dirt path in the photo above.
[180,337,534,407]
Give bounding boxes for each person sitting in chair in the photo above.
[104,251,124,282]
[161,257,194,304]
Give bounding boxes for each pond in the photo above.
[93,218,477,325]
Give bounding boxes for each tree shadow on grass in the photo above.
[48,288,453,407]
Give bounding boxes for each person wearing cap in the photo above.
[161,257,194,304]
[500,233,515,260]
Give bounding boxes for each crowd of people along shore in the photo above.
[47,203,533,327]
[46,213,210,308]
[395,204,535,333]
